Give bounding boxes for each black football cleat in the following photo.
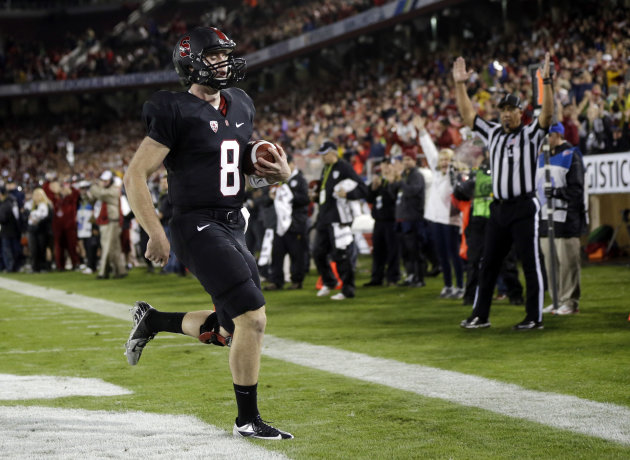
[460,316,491,329]
[512,319,544,330]
[124,301,156,365]
[233,415,293,440]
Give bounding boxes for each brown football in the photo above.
[243,140,277,175]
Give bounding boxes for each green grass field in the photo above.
[1,257,629,459]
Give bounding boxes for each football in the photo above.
[243,140,277,175]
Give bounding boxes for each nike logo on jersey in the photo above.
[196,224,210,232]
[236,122,244,128]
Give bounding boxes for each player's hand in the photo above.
[541,52,551,79]
[145,232,170,267]
[255,143,291,183]
[453,57,473,84]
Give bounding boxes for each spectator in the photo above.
[76,181,99,274]
[363,161,400,287]
[384,150,427,288]
[43,179,81,271]
[0,184,22,272]
[578,87,614,154]
[418,116,464,299]
[560,103,580,147]
[26,187,52,273]
[89,170,127,279]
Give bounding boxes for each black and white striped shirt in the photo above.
[473,116,546,200]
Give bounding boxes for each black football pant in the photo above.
[313,225,356,298]
[269,230,308,287]
[397,220,426,283]
[471,197,544,322]
[369,220,400,284]
[465,217,523,303]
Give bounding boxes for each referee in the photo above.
[453,52,553,330]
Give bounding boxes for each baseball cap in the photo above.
[317,141,337,155]
[497,94,522,110]
[100,170,113,181]
[549,122,565,136]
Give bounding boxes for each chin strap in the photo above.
[198,312,233,347]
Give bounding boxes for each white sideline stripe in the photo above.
[1,277,630,445]
[0,405,288,460]
[0,374,132,400]
[263,337,630,445]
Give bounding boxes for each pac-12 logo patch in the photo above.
[209,121,218,133]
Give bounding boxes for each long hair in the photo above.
[32,188,52,207]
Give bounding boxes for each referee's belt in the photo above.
[494,192,536,204]
[173,206,241,224]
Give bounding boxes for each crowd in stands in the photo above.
[0,2,629,296]
[0,0,387,84]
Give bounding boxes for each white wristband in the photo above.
[248,175,271,188]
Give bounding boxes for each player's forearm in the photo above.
[455,83,476,128]
[124,172,163,239]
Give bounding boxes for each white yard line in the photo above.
[1,277,630,446]
[0,374,132,400]
[0,405,288,460]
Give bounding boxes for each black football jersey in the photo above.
[142,88,255,210]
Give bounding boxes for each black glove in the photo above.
[544,186,565,200]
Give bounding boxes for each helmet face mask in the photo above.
[173,27,246,90]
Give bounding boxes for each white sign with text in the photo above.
[583,151,630,194]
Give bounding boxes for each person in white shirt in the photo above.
[416,116,464,299]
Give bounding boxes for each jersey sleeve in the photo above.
[472,115,498,141]
[525,117,547,142]
[142,91,178,148]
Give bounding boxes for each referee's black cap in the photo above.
[498,94,522,110]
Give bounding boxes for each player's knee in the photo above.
[234,307,266,334]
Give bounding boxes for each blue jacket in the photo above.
[535,142,587,238]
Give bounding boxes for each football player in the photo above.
[123,26,293,440]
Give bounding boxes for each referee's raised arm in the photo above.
[452,57,476,128]
[539,52,554,129]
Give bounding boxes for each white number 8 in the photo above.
[220,140,240,196]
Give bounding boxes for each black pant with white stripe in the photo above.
[471,196,544,322]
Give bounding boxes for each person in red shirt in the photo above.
[43,179,80,271]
